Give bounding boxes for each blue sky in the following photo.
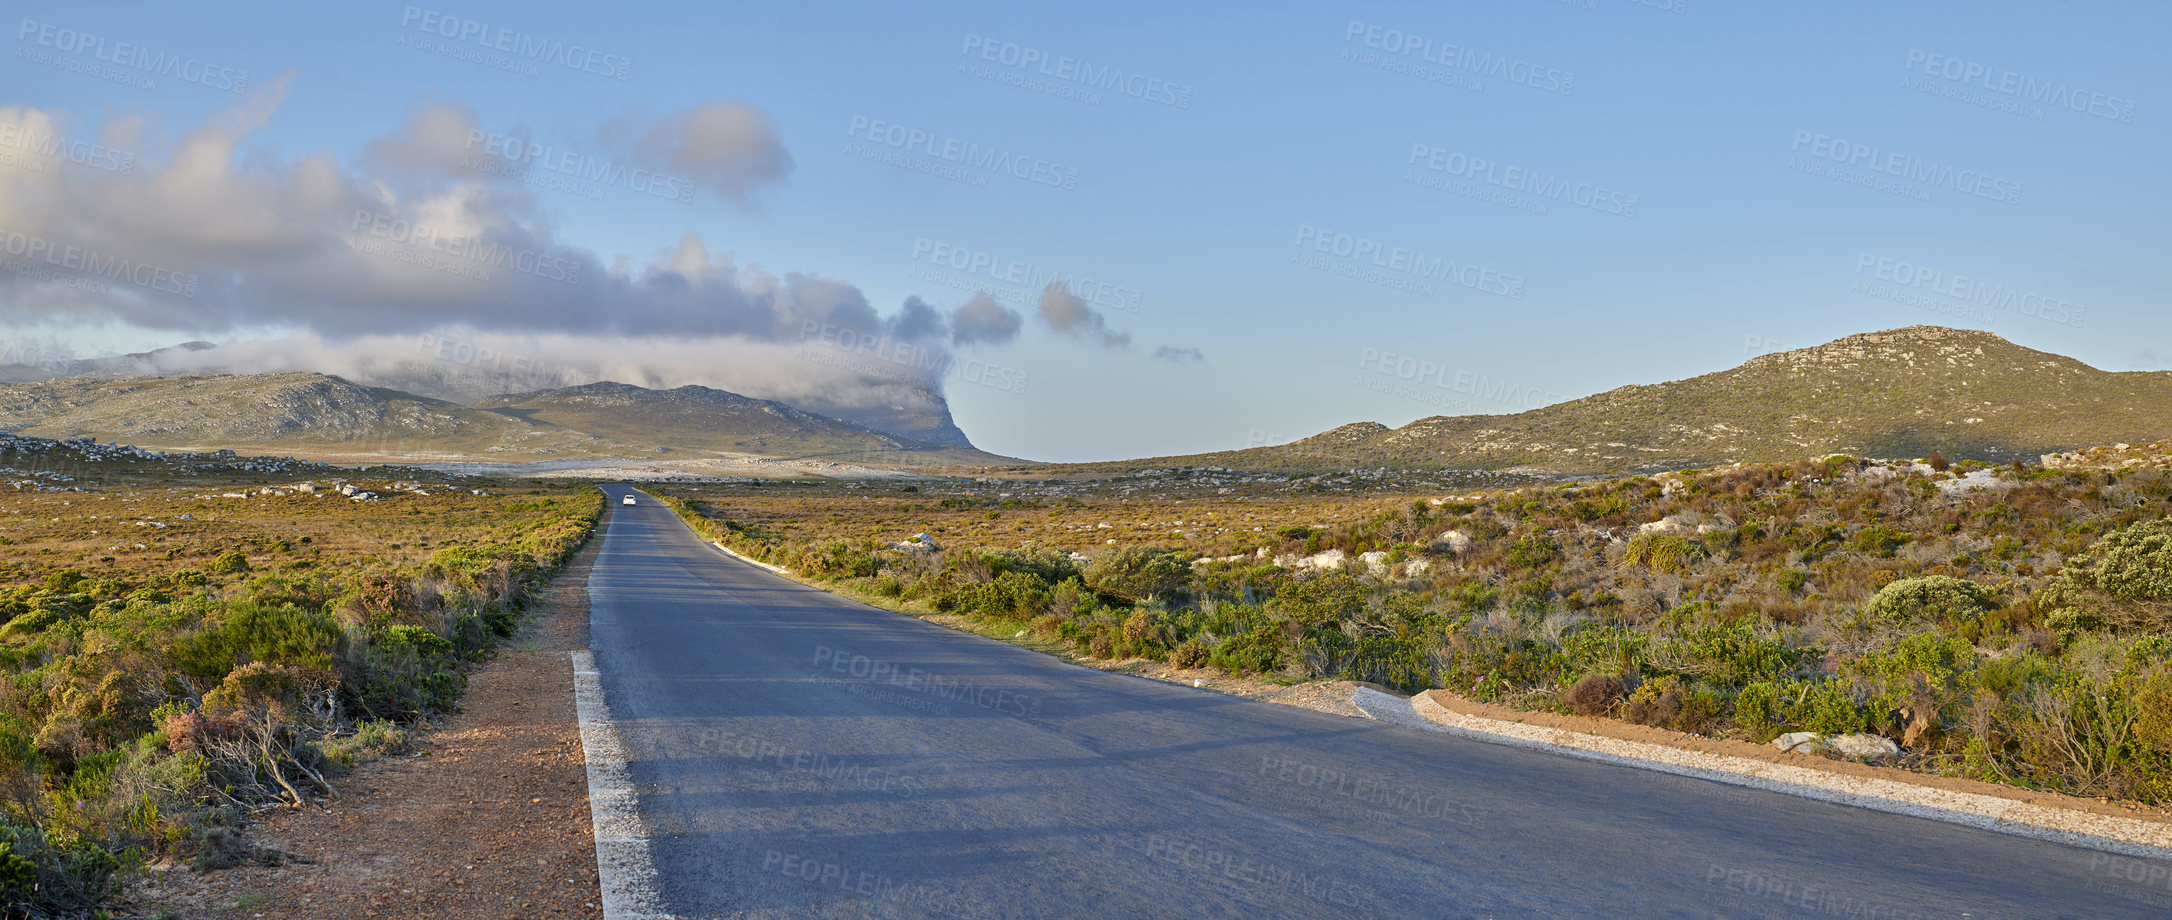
[4,1,2167,461]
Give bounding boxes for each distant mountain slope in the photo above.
[0,373,1011,467]
[0,339,981,449]
[810,386,975,447]
[0,373,624,459]
[477,381,912,459]
[1068,326,2172,475]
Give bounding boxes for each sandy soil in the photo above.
[119,533,606,919]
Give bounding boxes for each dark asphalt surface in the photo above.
[587,484,2167,918]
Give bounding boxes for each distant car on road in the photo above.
[622,495,637,505]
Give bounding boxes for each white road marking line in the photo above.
[572,648,681,919]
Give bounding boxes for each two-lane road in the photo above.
[587,484,2161,918]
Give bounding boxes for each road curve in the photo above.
[586,484,2161,918]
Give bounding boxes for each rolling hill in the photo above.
[0,372,629,459]
[1064,326,2172,476]
[0,339,978,449]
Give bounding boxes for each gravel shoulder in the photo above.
[119,532,606,919]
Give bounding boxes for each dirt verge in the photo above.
[119,533,606,919]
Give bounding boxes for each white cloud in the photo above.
[1036,282,1129,349]
[951,293,1022,345]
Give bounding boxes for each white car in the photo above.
[622,495,637,505]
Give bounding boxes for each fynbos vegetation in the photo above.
[0,460,599,915]
[661,454,2172,806]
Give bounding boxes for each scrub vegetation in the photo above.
[0,443,598,916]
[660,452,2172,807]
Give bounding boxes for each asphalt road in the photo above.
[587,484,2167,918]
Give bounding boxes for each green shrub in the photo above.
[1506,534,1560,570]
[1272,573,1368,628]
[1209,626,1287,676]
[1863,576,1998,628]
[1793,681,1864,735]
[2072,517,2172,600]
[1084,546,1190,604]
[320,719,414,766]
[1848,525,1913,558]
[206,552,250,575]
[1733,681,1784,740]
[0,824,122,918]
[1622,533,1705,575]
[938,571,1052,621]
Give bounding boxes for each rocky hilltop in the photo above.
[1070,326,2172,475]
[477,381,911,458]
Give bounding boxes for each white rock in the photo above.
[1639,513,1701,537]
[1434,530,1471,554]
[1827,733,1902,758]
[1773,732,1829,755]
[1359,550,1389,574]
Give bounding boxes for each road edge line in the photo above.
[708,540,792,575]
[572,648,680,920]
[1352,687,2172,860]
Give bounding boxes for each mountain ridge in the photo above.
[1057,326,2172,475]
[0,340,978,449]
[0,373,1009,466]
